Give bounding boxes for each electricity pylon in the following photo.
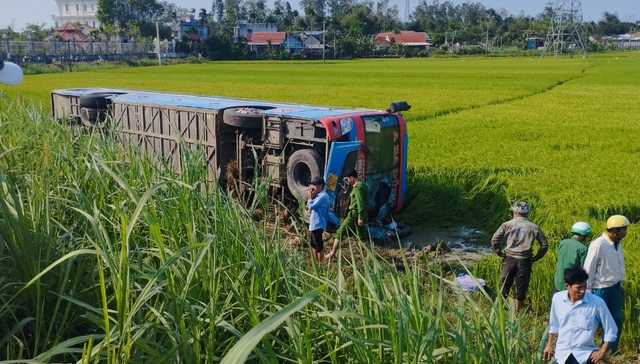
[541,0,588,58]
[405,0,410,23]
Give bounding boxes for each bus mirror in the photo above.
[386,101,411,113]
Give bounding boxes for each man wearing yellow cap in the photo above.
[583,215,630,354]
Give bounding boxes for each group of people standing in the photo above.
[305,169,368,263]
[308,180,635,362]
[491,201,633,363]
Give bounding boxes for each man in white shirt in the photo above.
[583,215,629,354]
[543,266,617,364]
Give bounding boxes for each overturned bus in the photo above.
[50,88,409,226]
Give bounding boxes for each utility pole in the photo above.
[485,21,489,56]
[322,18,326,63]
[155,19,162,66]
[67,40,72,72]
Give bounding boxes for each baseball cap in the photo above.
[309,176,325,185]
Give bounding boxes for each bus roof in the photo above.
[52,88,385,119]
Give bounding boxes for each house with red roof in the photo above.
[245,31,327,55]
[44,22,95,42]
[375,31,431,50]
[247,31,288,53]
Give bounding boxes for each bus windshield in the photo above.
[362,114,399,173]
[361,114,401,221]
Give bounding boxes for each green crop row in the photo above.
[5,56,587,113]
[0,94,542,362]
[0,52,639,361]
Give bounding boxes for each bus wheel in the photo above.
[287,149,324,200]
[223,107,266,129]
[79,107,107,127]
[79,92,121,109]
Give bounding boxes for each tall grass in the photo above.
[1,53,639,361]
[398,167,508,230]
[0,91,543,362]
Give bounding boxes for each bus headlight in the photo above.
[340,117,353,134]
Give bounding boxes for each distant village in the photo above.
[1,0,638,62]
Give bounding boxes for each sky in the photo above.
[0,0,638,32]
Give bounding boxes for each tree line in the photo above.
[2,0,638,59]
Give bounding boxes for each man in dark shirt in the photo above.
[325,169,368,259]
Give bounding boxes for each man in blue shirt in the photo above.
[306,177,329,263]
[543,266,617,364]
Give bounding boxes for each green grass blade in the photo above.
[220,284,327,364]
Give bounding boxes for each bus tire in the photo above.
[223,107,266,129]
[287,149,324,200]
[79,92,121,109]
[79,107,107,127]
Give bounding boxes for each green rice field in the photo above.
[1,52,640,362]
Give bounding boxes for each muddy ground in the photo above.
[373,226,493,271]
[286,222,493,272]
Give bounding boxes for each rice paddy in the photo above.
[1,52,640,362]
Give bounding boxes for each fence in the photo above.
[617,36,640,49]
[1,34,187,64]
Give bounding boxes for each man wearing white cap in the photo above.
[491,201,548,311]
[553,221,591,292]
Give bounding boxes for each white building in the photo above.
[55,0,100,28]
